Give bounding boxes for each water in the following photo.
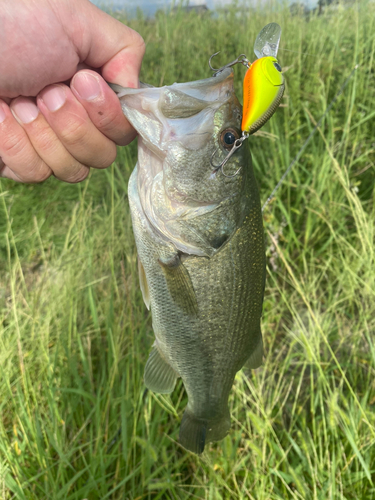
[92,0,319,18]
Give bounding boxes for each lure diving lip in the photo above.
[242,22,284,135]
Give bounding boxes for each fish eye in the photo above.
[220,128,239,150]
[273,62,282,72]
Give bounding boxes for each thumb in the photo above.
[60,0,145,88]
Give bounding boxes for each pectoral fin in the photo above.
[244,337,264,369]
[138,257,150,310]
[158,255,198,317]
[144,345,178,394]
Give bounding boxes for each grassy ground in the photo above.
[1,2,375,499]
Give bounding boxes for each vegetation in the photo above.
[0,1,374,498]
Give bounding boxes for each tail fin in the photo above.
[179,409,231,454]
[179,411,207,454]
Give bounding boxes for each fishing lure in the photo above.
[210,22,285,177]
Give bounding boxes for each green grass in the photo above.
[1,2,375,498]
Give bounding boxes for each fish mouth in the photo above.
[122,68,244,257]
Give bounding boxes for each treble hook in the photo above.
[210,132,249,178]
[209,52,250,76]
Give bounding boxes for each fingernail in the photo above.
[12,99,39,124]
[0,104,6,123]
[72,72,101,100]
[41,85,66,111]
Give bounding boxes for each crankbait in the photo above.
[210,22,285,177]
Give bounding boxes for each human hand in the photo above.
[0,0,145,183]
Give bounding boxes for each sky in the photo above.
[93,0,320,17]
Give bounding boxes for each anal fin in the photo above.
[144,345,178,394]
[244,337,264,369]
[158,254,198,317]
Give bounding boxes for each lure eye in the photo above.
[220,128,239,149]
[273,62,282,72]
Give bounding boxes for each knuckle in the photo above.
[58,115,89,147]
[23,157,51,183]
[33,122,56,147]
[64,165,89,184]
[136,36,146,56]
[0,126,52,182]
[132,31,146,54]
[19,162,51,183]
[1,132,28,158]
[32,125,62,158]
[33,168,51,183]
[96,144,117,169]
[80,142,116,170]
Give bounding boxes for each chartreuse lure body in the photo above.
[242,22,284,135]
[210,23,284,176]
[242,55,284,134]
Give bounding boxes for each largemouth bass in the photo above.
[113,68,265,454]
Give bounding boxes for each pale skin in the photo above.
[0,0,145,183]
